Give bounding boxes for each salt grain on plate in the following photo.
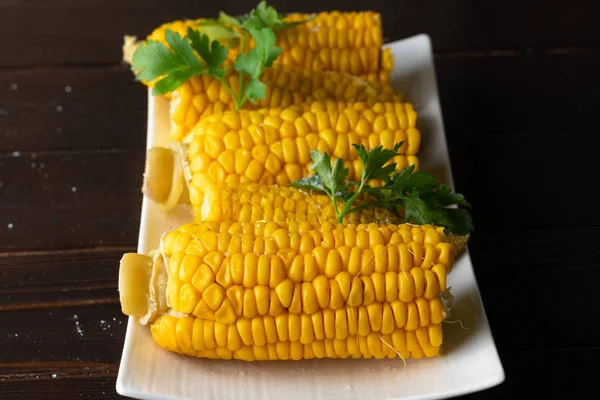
[52,374,57,378]
[11,151,20,157]
[71,186,77,192]
[65,85,72,93]
[7,223,13,229]
[10,83,18,90]
[56,105,63,112]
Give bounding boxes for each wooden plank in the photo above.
[0,249,129,310]
[0,303,127,364]
[0,1,598,67]
[0,67,146,152]
[0,374,119,400]
[0,348,598,399]
[0,150,144,251]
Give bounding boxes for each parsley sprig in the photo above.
[290,143,474,235]
[131,1,312,108]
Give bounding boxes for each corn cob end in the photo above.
[119,251,169,325]
[143,146,188,211]
[118,253,153,318]
[448,234,469,259]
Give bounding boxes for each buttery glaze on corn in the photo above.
[119,221,453,361]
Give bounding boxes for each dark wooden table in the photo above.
[1,1,599,399]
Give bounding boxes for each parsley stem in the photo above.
[237,33,249,110]
[338,183,364,223]
[328,191,341,222]
[344,201,388,215]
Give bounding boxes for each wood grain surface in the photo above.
[1,0,599,398]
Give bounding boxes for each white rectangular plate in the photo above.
[117,34,505,400]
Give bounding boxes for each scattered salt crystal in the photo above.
[56,105,63,112]
[14,333,18,337]
[11,151,20,157]
[65,85,72,93]
[10,83,18,90]
[100,320,106,324]
[71,186,77,192]
[52,374,57,378]
[0,109,9,116]
[75,321,84,337]
[40,162,45,168]
[7,223,13,229]
[30,163,36,168]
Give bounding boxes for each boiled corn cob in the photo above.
[144,101,421,210]
[169,66,403,142]
[188,101,420,187]
[142,12,390,75]
[141,177,469,258]
[119,220,453,361]
[197,182,399,225]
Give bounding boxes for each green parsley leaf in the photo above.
[434,185,471,207]
[234,49,262,78]
[290,142,474,234]
[164,30,202,67]
[353,143,402,183]
[218,11,243,28]
[131,30,205,96]
[249,28,282,67]
[289,174,326,193]
[152,70,196,95]
[391,166,437,195]
[194,20,240,48]
[443,208,474,235]
[187,28,228,76]
[309,150,348,195]
[245,78,266,102]
[243,1,315,30]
